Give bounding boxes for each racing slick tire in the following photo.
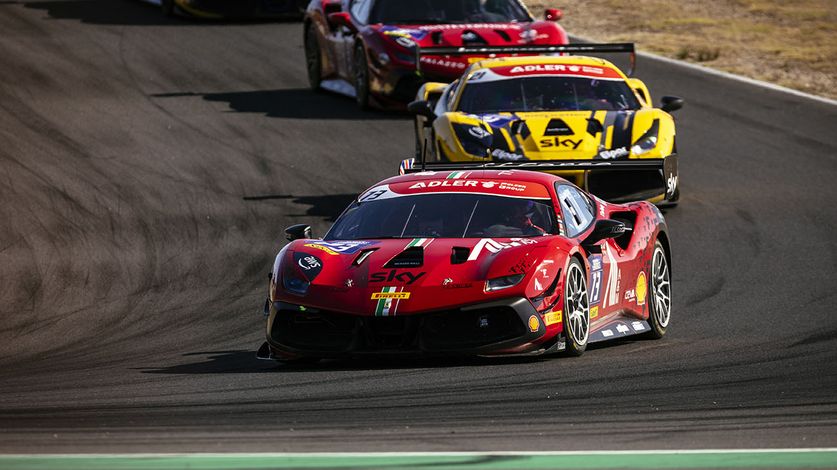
[563,257,590,356]
[354,44,370,109]
[304,25,322,91]
[644,240,671,339]
[161,0,175,16]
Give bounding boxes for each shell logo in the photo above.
[636,271,647,306]
[528,315,540,332]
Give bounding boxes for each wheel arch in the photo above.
[656,229,672,276]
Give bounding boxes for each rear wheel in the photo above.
[563,257,589,356]
[645,240,671,339]
[304,25,322,90]
[354,44,370,109]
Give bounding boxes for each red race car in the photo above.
[303,0,567,109]
[258,166,672,362]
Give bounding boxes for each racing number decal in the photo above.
[588,254,603,305]
[359,189,387,202]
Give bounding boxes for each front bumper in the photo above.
[265,297,547,357]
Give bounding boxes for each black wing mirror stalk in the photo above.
[582,219,627,247]
[285,224,313,241]
[660,95,684,113]
[407,100,435,120]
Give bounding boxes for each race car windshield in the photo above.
[369,0,530,24]
[325,193,557,240]
[458,76,642,113]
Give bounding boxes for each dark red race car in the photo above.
[302,0,567,109]
[258,166,672,362]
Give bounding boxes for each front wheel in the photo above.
[645,240,671,339]
[354,44,370,109]
[563,257,590,356]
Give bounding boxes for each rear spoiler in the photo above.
[415,43,636,76]
[399,157,668,175]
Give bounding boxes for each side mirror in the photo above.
[327,12,356,32]
[582,219,626,247]
[285,224,312,241]
[544,8,562,21]
[407,100,435,120]
[660,95,684,113]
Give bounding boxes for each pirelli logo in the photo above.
[371,292,411,300]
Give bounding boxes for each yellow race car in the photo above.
[407,44,684,205]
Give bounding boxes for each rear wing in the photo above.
[399,157,669,175]
[415,43,636,76]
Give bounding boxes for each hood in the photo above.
[274,236,565,316]
[374,21,565,78]
[447,108,673,161]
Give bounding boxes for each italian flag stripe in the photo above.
[374,287,397,317]
[446,171,469,179]
[406,238,434,249]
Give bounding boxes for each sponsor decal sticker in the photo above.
[304,240,377,255]
[602,329,614,337]
[528,315,540,332]
[667,174,678,196]
[616,324,630,333]
[370,270,425,285]
[636,271,647,306]
[632,321,645,331]
[293,253,323,281]
[372,291,410,300]
[467,238,538,261]
[624,288,637,303]
[598,147,630,160]
[590,306,599,319]
[544,310,562,326]
[491,148,526,161]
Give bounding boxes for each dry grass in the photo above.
[526,0,837,99]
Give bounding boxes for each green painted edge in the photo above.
[1,451,837,470]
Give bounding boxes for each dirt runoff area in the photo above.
[527,0,837,100]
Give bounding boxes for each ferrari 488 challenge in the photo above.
[409,43,685,205]
[257,168,672,362]
[303,0,568,108]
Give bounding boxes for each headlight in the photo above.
[630,119,660,156]
[485,274,525,292]
[282,267,310,295]
[377,52,391,66]
[453,123,493,158]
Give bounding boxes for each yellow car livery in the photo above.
[408,46,684,205]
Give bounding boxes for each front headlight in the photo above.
[282,267,310,296]
[631,118,660,156]
[452,123,493,158]
[485,274,525,292]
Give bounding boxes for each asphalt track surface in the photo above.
[1,0,837,456]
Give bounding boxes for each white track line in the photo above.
[3,448,837,457]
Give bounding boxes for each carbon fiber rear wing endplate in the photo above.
[415,43,636,76]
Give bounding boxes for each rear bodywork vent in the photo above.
[385,247,424,268]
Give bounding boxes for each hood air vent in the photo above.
[385,247,424,268]
[543,118,574,136]
[451,247,470,265]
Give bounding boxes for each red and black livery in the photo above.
[258,166,672,362]
[302,0,567,108]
